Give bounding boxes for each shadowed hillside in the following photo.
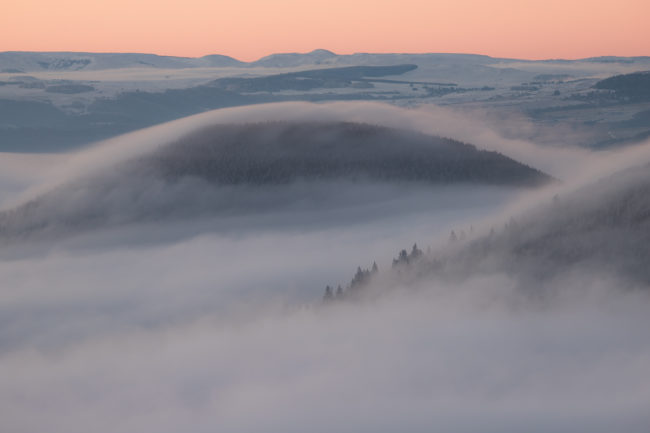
[0,121,550,241]
[447,164,650,286]
[594,71,650,101]
[140,121,551,186]
[331,162,650,299]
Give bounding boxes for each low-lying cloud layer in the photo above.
[2,275,649,433]
[1,101,649,433]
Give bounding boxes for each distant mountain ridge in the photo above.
[0,51,245,72]
[3,50,650,72]
[0,50,497,72]
[4,50,650,153]
[254,49,338,67]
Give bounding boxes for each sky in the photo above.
[1,0,648,60]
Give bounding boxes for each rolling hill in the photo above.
[0,121,551,241]
[356,161,650,295]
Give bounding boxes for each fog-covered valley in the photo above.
[0,98,649,433]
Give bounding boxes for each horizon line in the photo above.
[2,48,649,64]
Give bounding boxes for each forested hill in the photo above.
[446,163,650,285]
[0,121,550,242]
[594,71,650,101]
[138,121,552,186]
[326,162,650,301]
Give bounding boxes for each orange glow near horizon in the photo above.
[2,0,648,61]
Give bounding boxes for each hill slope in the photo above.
[0,121,550,241]
[139,121,550,186]
[371,162,650,293]
[594,71,650,101]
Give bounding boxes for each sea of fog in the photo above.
[1,102,649,433]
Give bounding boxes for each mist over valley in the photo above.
[1,50,650,433]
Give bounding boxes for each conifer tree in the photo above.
[411,243,422,258]
[323,285,333,301]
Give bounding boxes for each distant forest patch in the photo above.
[594,71,650,101]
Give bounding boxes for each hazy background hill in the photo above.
[594,70,650,101]
[2,50,650,152]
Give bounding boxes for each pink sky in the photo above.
[2,0,648,61]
